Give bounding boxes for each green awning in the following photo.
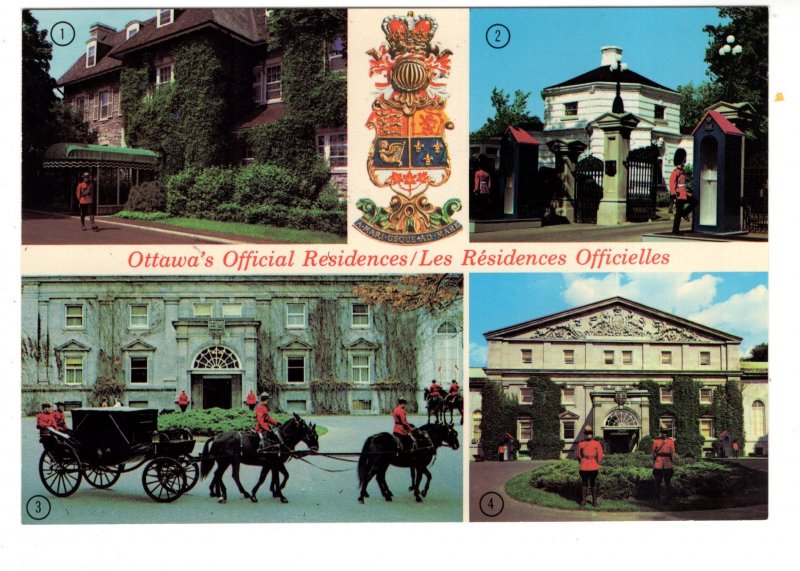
[43,143,159,170]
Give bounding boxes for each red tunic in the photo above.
[52,410,68,431]
[652,437,676,469]
[245,392,257,406]
[255,403,279,432]
[449,382,459,396]
[669,167,688,200]
[577,438,604,471]
[474,169,491,194]
[177,392,190,406]
[392,405,412,436]
[75,181,94,205]
[428,383,442,397]
[36,412,57,438]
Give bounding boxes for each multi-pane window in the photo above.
[99,90,111,119]
[518,419,532,441]
[351,354,371,384]
[472,410,482,444]
[622,350,633,365]
[286,356,305,383]
[222,303,243,318]
[156,64,174,86]
[73,97,86,121]
[65,304,84,328]
[286,303,306,328]
[434,321,459,382]
[660,387,674,404]
[562,388,575,405]
[130,357,148,384]
[699,418,714,439]
[562,420,575,440]
[318,133,348,168]
[64,356,83,385]
[699,387,714,404]
[265,64,282,101]
[127,24,139,39]
[519,387,533,405]
[660,416,676,438]
[351,303,370,328]
[564,101,578,116]
[193,303,213,318]
[129,304,149,329]
[521,349,532,364]
[252,68,264,103]
[563,349,575,364]
[86,44,96,67]
[661,350,673,365]
[700,351,711,366]
[158,9,173,27]
[751,400,766,437]
[604,350,614,365]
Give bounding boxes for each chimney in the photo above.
[89,22,116,42]
[600,46,623,67]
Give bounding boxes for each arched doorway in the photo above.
[190,345,243,409]
[603,408,641,453]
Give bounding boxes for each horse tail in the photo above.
[200,435,216,480]
[357,436,374,489]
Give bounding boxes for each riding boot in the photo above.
[591,485,599,507]
[580,485,588,506]
[258,433,268,453]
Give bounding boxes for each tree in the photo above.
[676,81,723,133]
[471,88,542,139]
[353,275,463,313]
[745,343,768,362]
[703,7,768,161]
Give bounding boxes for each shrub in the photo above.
[157,407,286,436]
[639,435,654,454]
[124,180,166,213]
[90,377,125,406]
[527,432,564,460]
[314,182,343,211]
[234,164,313,209]
[165,166,202,215]
[116,210,172,221]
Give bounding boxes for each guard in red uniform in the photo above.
[670,148,696,234]
[732,439,740,458]
[245,391,257,411]
[52,401,69,432]
[75,172,98,232]
[256,392,281,452]
[176,391,190,412]
[36,403,57,447]
[392,398,417,451]
[652,425,677,501]
[576,424,604,506]
[427,380,443,399]
[445,380,460,404]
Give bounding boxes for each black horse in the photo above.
[199,413,319,504]
[423,388,445,423]
[442,394,463,425]
[357,423,460,503]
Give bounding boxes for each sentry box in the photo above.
[691,105,751,235]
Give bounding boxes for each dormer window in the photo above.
[86,42,97,67]
[126,22,140,39]
[157,9,174,27]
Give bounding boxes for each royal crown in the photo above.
[381,12,438,56]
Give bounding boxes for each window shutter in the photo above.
[113,88,121,116]
[93,93,99,121]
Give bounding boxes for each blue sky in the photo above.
[470,7,724,129]
[469,272,768,366]
[31,9,154,82]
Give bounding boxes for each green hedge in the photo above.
[124,181,166,213]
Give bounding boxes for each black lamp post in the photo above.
[609,54,628,113]
[718,34,743,100]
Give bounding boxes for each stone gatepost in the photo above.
[546,139,587,221]
[595,112,640,226]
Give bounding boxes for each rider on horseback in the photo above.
[255,392,282,453]
[445,380,459,404]
[392,398,419,451]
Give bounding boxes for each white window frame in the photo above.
[699,351,711,366]
[517,419,532,442]
[521,349,532,364]
[351,303,370,328]
[699,417,715,439]
[86,42,97,67]
[350,353,372,385]
[129,304,149,329]
[128,355,149,385]
[317,132,348,169]
[519,387,533,405]
[563,349,575,365]
[660,387,674,404]
[751,400,766,437]
[64,354,84,385]
[661,350,673,365]
[471,410,482,444]
[699,387,714,405]
[562,420,576,440]
[98,90,111,119]
[264,63,282,102]
[156,64,174,87]
[285,353,307,384]
[157,9,174,27]
[564,101,578,117]
[622,350,633,365]
[65,304,84,329]
[286,302,307,329]
[659,416,676,438]
[222,303,243,318]
[561,387,575,405]
[193,303,213,318]
[603,350,614,365]
[126,23,140,39]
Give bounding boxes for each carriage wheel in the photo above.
[83,464,123,489]
[180,458,199,493]
[39,447,82,497]
[142,458,186,503]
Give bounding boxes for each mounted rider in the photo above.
[255,392,282,453]
[445,379,460,404]
[392,398,419,451]
[427,380,443,400]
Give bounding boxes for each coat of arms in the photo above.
[354,13,462,243]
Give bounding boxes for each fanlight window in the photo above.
[604,409,639,427]
[193,346,241,370]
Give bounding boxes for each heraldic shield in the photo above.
[355,12,463,244]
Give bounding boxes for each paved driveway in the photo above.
[21,414,463,525]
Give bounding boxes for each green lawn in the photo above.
[114,214,346,244]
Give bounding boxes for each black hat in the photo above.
[260,392,270,400]
[41,402,51,409]
[55,401,65,407]
[673,148,687,167]
[398,398,408,405]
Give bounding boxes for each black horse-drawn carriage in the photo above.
[38,407,198,502]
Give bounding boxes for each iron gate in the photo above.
[574,156,603,223]
[625,146,660,222]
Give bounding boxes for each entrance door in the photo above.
[604,429,639,453]
[203,377,232,409]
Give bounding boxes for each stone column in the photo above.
[595,112,640,226]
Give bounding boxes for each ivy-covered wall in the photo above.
[711,380,745,446]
